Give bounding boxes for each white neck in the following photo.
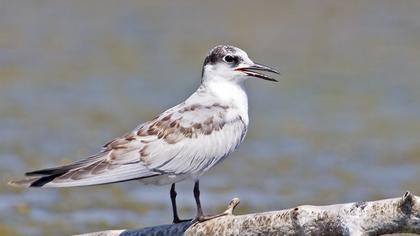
[201,77,249,125]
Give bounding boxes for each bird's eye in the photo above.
[223,55,235,63]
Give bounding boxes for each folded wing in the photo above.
[9,101,247,187]
[136,102,247,177]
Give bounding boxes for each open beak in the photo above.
[235,63,280,82]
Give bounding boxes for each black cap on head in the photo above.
[203,45,238,66]
[201,45,279,82]
[202,45,242,76]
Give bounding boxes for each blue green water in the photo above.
[1,1,420,235]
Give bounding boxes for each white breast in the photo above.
[204,80,249,126]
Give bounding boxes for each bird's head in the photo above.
[201,45,279,84]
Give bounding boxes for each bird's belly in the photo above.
[139,174,189,185]
[139,116,247,186]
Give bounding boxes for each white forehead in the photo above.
[232,47,252,63]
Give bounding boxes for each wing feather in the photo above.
[10,97,247,187]
[137,103,247,177]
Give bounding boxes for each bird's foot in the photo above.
[172,217,192,224]
[195,198,240,223]
[195,212,228,222]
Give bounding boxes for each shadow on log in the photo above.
[76,191,420,236]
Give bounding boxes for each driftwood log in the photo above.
[76,191,420,236]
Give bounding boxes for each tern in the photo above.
[9,45,279,222]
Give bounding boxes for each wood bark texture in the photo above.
[76,192,420,236]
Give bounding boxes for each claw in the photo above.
[173,218,192,224]
[194,198,240,222]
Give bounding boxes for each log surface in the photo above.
[76,192,420,236]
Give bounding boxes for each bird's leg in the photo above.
[193,181,228,222]
[170,183,191,224]
[193,181,204,219]
[170,183,180,223]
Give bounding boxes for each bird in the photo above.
[9,45,279,223]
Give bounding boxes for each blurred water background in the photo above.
[1,1,420,235]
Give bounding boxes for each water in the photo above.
[1,1,420,235]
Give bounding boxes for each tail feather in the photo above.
[9,174,63,187]
[25,167,72,177]
[25,155,100,176]
[9,152,159,188]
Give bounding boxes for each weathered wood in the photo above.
[75,192,420,236]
